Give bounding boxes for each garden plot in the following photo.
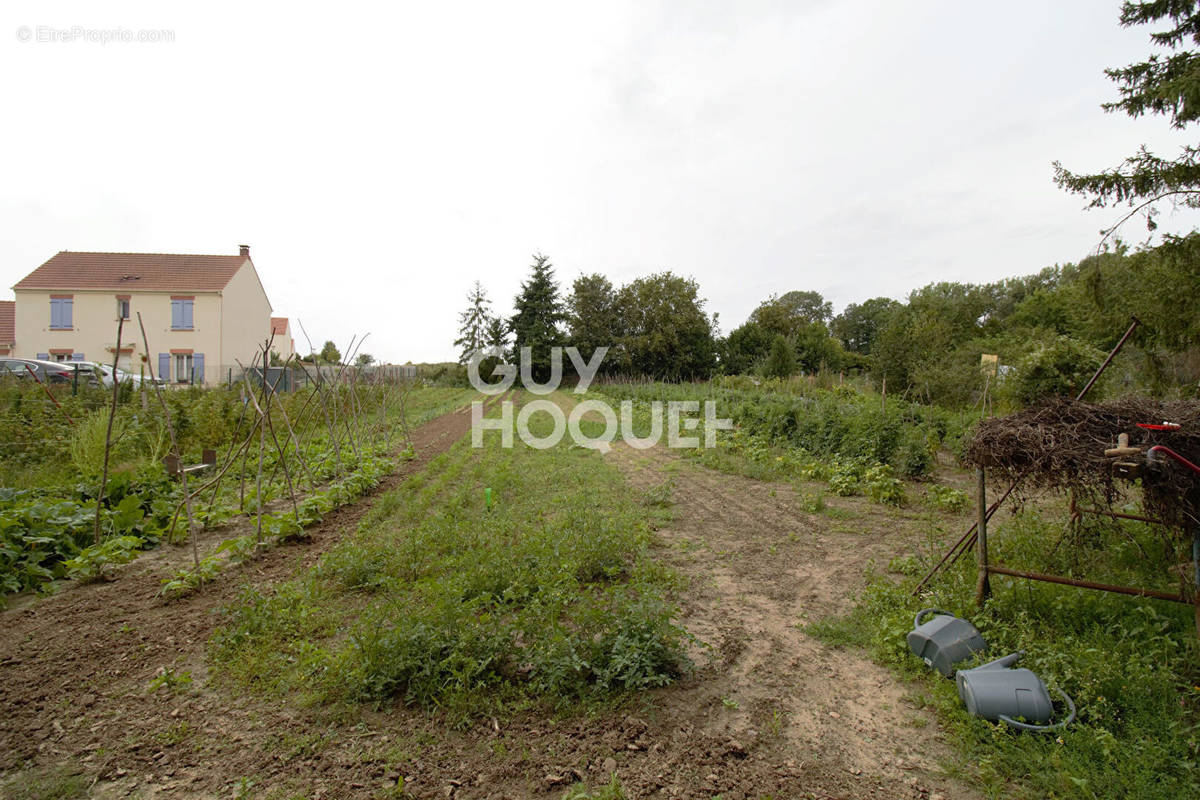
[1,392,979,800]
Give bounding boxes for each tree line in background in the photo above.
[455,234,1200,407]
[455,2,1200,408]
[455,254,718,382]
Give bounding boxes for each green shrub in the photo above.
[1009,336,1105,405]
[923,484,969,513]
[863,464,905,506]
[828,459,864,496]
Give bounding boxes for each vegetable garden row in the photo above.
[0,371,473,602]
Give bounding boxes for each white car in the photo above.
[91,362,160,388]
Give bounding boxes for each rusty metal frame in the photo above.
[974,468,1200,641]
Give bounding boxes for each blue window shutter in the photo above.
[171,300,181,329]
[158,353,171,382]
[37,353,49,361]
[184,300,193,329]
[52,299,73,328]
[193,353,205,384]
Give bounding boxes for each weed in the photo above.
[643,478,675,508]
[766,707,787,737]
[562,774,626,800]
[154,721,193,746]
[796,491,825,513]
[233,776,255,800]
[146,665,193,693]
[922,484,969,514]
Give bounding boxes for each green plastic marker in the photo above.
[484,487,493,511]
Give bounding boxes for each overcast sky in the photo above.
[3,1,1197,363]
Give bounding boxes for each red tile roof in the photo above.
[270,316,289,335]
[0,301,13,344]
[13,251,249,292]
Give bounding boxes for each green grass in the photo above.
[0,764,90,800]
[211,393,690,720]
[810,509,1200,799]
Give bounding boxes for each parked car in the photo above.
[0,357,100,386]
[90,362,161,388]
[0,358,35,380]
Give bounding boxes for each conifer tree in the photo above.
[1054,1,1200,235]
[763,334,797,380]
[454,281,492,365]
[484,316,510,360]
[509,253,564,381]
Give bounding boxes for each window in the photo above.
[117,298,130,319]
[171,298,194,330]
[50,297,73,330]
[174,353,193,383]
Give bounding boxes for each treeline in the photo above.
[455,254,717,381]
[456,235,1200,404]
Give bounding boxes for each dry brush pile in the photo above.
[966,396,1200,531]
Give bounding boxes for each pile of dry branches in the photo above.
[966,396,1200,530]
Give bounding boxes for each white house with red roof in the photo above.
[11,245,273,384]
[270,316,295,362]
[0,301,15,355]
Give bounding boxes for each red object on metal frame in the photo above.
[1146,445,1200,477]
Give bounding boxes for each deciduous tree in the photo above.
[567,273,622,372]
[318,340,342,364]
[617,272,716,380]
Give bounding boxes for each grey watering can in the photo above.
[907,608,988,677]
[955,651,1076,732]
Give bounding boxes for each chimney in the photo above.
[239,244,250,258]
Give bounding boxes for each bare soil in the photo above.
[0,416,978,800]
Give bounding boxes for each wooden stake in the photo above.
[93,315,124,546]
[137,312,200,572]
[975,467,992,605]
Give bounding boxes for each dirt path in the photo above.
[601,444,976,800]
[1,421,978,800]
